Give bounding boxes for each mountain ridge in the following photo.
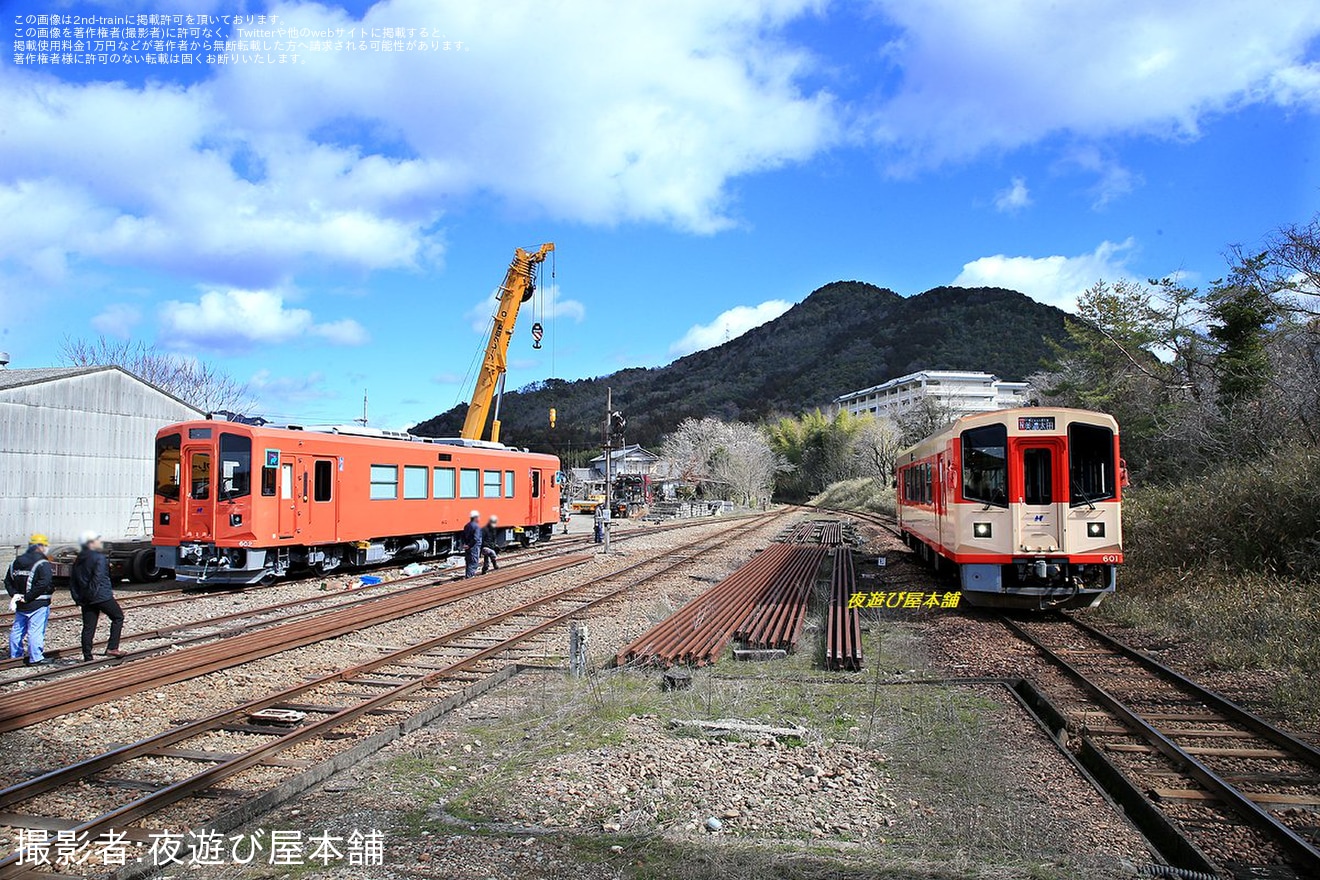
[412,281,1070,457]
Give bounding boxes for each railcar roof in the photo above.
[158,418,556,457]
[897,407,1119,461]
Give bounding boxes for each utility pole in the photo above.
[356,389,368,426]
[602,387,612,555]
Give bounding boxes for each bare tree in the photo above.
[851,415,903,477]
[711,421,783,505]
[61,336,252,413]
[661,417,783,504]
[894,396,956,446]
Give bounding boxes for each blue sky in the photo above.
[2,0,1318,429]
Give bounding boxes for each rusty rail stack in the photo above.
[781,519,844,545]
[825,547,863,670]
[617,543,825,667]
[736,545,825,650]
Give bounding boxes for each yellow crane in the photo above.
[461,242,555,443]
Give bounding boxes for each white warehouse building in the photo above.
[834,370,1030,420]
[0,364,202,564]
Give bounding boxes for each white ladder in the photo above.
[124,496,151,538]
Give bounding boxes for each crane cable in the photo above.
[454,287,498,408]
[550,247,557,380]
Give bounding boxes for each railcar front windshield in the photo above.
[155,433,181,501]
[1068,423,1117,505]
[962,424,1007,507]
[218,433,252,500]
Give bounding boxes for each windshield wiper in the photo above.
[1070,475,1097,511]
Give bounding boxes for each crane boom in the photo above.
[461,242,555,443]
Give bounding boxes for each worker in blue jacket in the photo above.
[461,510,483,578]
[5,533,54,665]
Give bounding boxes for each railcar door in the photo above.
[528,468,543,524]
[1016,439,1065,552]
[304,457,339,543]
[278,462,296,539]
[183,445,214,539]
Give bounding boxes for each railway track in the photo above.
[0,511,786,877]
[1007,614,1320,878]
[0,514,742,678]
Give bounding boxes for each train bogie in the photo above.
[896,408,1124,610]
[152,421,562,585]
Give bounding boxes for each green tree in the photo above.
[766,408,870,501]
[1206,258,1279,406]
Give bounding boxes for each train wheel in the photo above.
[131,548,162,582]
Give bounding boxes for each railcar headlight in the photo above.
[1087,522,1105,538]
[230,513,243,527]
[159,512,170,525]
[973,522,992,538]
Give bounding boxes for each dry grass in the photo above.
[1099,447,1320,725]
[809,477,896,517]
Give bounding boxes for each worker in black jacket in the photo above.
[70,531,128,661]
[5,533,54,665]
[461,510,483,578]
[481,515,501,574]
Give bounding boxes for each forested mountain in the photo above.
[411,281,1071,459]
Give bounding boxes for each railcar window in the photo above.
[261,467,277,496]
[314,460,333,502]
[1069,424,1117,505]
[531,470,542,498]
[370,465,399,500]
[962,425,1008,507]
[1023,448,1053,505]
[218,433,252,500]
[504,470,515,497]
[483,470,502,498]
[404,466,428,500]
[433,467,456,499]
[155,433,181,501]
[460,468,480,498]
[189,453,211,500]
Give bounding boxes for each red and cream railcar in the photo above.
[896,408,1124,610]
[152,420,562,585]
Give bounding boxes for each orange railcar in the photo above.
[152,420,562,585]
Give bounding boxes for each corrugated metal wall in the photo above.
[0,369,201,560]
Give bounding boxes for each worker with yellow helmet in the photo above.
[5,533,54,665]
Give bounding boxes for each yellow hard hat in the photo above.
[28,533,49,546]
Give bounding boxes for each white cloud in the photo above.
[91,304,142,338]
[0,75,436,288]
[669,299,793,356]
[952,239,1138,312]
[870,1,1320,166]
[993,177,1031,213]
[1057,147,1142,209]
[0,1,835,292]
[160,289,370,351]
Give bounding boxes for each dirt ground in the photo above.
[139,514,1154,880]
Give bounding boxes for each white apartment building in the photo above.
[834,370,1030,420]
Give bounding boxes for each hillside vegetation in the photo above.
[412,281,1070,456]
